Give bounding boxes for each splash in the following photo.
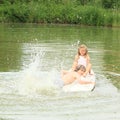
[18,50,60,96]
[71,40,81,48]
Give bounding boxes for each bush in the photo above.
[3,3,31,22]
[0,1,118,26]
[102,0,118,9]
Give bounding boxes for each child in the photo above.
[61,65,93,85]
[71,44,92,76]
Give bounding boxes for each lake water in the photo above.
[0,23,120,120]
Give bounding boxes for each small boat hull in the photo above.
[63,74,95,92]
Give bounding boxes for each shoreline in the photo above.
[0,22,120,28]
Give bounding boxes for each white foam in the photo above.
[18,55,59,95]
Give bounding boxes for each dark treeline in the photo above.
[0,0,120,26]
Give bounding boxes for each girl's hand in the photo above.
[83,72,87,77]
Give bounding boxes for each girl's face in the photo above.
[78,69,85,75]
[79,48,86,56]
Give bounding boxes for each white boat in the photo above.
[62,74,96,92]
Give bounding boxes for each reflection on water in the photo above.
[0,24,120,120]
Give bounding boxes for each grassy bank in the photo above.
[0,1,120,26]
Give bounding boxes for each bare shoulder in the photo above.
[69,71,77,76]
[73,71,79,77]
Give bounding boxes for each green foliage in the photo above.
[76,0,93,5]
[101,0,118,9]
[0,0,119,26]
[3,4,31,22]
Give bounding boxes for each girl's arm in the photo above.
[79,80,95,84]
[86,54,90,64]
[71,55,79,71]
[83,55,92,76]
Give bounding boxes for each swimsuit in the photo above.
[78,56,87,67]
[78,56,94,75]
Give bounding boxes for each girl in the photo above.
[61,65,93,85]
[71,44,92,76]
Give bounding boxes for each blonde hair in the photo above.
[78,44,88,56]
